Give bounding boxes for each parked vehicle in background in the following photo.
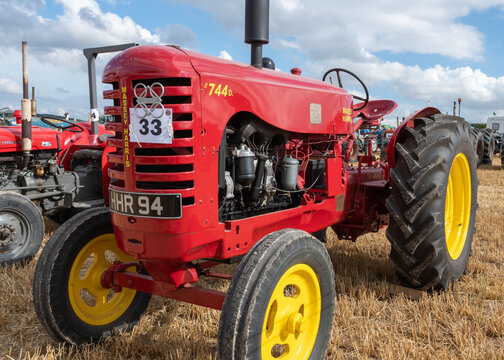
[501,132,504,166]
[471,117,503,166]
[485,116,503,162]
[0,42,134,266]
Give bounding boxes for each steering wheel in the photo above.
[322,68,369,111]
[40,116,85,133]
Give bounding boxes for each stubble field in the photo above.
[1,159,503,359]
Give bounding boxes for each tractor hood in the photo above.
[0,126,64,153]
[103,45,354,136]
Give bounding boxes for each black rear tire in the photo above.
[0,191,44,266]
[32,207,151,344]
[386,115,478,290]
[481,128,496,164]
[218,229,335,360]
[470,127,484,166]
[501,134,504,166]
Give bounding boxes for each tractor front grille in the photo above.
[104,77,196,206]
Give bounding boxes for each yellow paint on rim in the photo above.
[261,263,321,359]
[445,153,471,260]
[68,233,138,326]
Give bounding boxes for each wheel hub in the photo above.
[68,234,139,326]
[287,312,305,334]
[0,222,18,249]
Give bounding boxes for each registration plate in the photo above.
[110,190,182,219]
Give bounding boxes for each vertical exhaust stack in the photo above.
[21,41,32,167]
[31,86,37,116]
[245,0,270,69]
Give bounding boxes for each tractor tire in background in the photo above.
[0,191,44,266]
[33,207,151,344]
[470,127,484,165]
[218,229,335,360]
[501,133,504,166]
[386,115,478,290]
[481,128,496,164]
[495,133,502,156]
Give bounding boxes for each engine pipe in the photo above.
[21,41,32,168]
[245,0,269,68]
[251,154,268,201]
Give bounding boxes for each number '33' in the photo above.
[139,119,162,136]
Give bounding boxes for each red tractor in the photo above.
[33,1,478,358]
[0,118,112,265]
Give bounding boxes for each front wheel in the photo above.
[218,229,335,360]
[0,191,44,266]
[32,207,151,344]
[386,115,478,290]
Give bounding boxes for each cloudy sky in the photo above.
[0,0,503,123]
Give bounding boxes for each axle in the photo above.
[100,260,227,310]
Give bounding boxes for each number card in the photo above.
[90,108,99,122]
[129,108,173,144]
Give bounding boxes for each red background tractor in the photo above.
[0,43,136,266]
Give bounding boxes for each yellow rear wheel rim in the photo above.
[261,263,321,359]
[445,153,471,260]
[68,234,138,326]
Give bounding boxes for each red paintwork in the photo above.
[386,107,441,168]
[13,110,21,125]
[99,45,408,307]
[112,271,225,310]
[0,122,114,199]
[100,261,225,310]
[354,100,398,121]
[0,126,67,153]
[0,122,106,159]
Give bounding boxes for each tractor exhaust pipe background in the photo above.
[31,86,37,116]
[21,41,32,167]
[245,0,269,69]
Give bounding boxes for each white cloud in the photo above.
[279,0,304,12]
[0,0,161,71]
[176,0,504,120]
[0,78,22,94]
[177,0,504,60]
[219,50,233,60]
[0,0,201,117]
[1,0,503,121]
[278,39,300,50]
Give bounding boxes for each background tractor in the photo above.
[0,43,135,266]
[472,116,503,166]
[33,1,479,358]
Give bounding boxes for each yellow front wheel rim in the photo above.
[261,263,321,359]
[445,153,471,260]
[68,234,138,326]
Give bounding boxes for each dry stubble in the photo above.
[1,159,503,359]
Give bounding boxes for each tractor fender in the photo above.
[386,107,441,168]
